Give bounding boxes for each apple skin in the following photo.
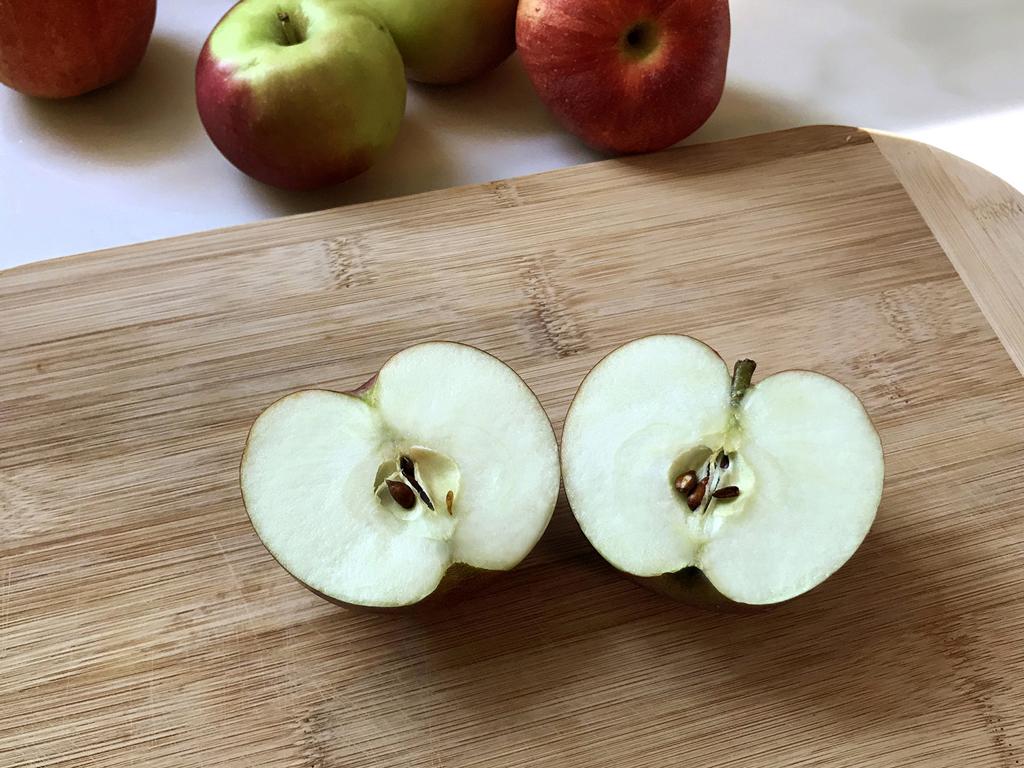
[0,0,156,98]
[195,0,406,190]
[516,0,730,154]
[369,0,518,84]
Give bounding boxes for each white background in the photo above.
[1,0,1022,270]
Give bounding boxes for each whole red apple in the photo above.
[516,0,730,154]
[196,0,407,190]
[0,0,157,98]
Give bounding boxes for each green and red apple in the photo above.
[516,0,730,153]
[195,0,406,190]
[561,335,884,606]
[0,0,156,98]
[240,342,561,609]
[369,0,518,84]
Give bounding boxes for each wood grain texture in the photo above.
[2,125,1023,767]
[874,132,1024,374]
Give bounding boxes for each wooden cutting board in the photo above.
[3,126,1024,767]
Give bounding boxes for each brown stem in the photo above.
[730,359,757,407]
[277,11,301,46]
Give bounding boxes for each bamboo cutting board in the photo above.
[3,126,1024,767]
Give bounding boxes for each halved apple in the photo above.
[241,342,560,609]
[561,335,884,606]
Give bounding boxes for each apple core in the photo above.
[373,448,461,539]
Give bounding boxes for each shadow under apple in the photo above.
[15,35,201,166]
[249,477,993,766]
[409,55,565,141]
[686,84,833,146]
[247,113,457,217]
[621,519,983,749]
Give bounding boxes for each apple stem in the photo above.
[277,11,301,46]
[730,359,757,407]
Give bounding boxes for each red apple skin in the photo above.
[195,1,406,191]
[516,0,730,154]
[0,0,156,98]
[196,45,374,191]
[196,44,381,191]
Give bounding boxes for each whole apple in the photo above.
[516,0,730,154]
[369,0,518,84]
[0,0,156,98]
[195,0,406,190]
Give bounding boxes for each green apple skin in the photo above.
[369,0,518,84]
[195,0,406,190]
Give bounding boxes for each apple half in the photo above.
[561,335,884,606]
[241,342,560,608]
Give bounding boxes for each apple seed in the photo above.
[719,453,730,470]
[686,477,708,510]
[445,490,454,516]
[399,454,435,511]
[386,479,416,510]
[712,485,741,500]
[399,454,415,478]
[674,470,698,495]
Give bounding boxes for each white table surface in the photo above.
[2,0,1022,271]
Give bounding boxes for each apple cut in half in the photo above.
[241,342,560,609]
[561,335,884,606]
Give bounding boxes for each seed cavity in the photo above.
[386,479,416,510]
[676,449,741,513]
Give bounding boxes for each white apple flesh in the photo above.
[241,342,560,608]
[561,335,884,606]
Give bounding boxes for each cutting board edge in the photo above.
[3,125,870,273]
[871,131,1024,375]
[4,125,1023,376]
